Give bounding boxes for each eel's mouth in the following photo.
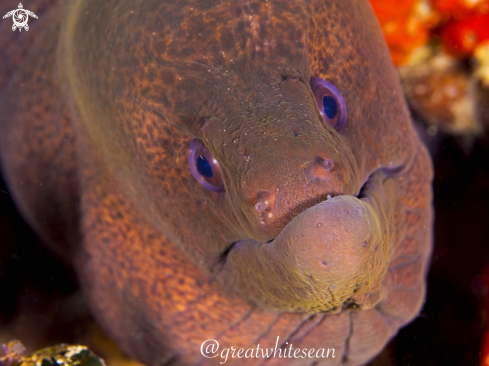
[215,166,400,314]
[219,166,392,262]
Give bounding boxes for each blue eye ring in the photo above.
[188,138,225,192]
[310,77,347,132]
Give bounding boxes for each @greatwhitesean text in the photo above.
[200,336,336,364]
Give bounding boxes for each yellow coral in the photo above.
[474,40,489,87]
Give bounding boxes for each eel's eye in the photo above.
[188,139,225,192]
[310,77,347,131]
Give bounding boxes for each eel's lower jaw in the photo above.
[215,168,396,313]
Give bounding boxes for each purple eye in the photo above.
[310,77,347,131]
[188,139,225,192]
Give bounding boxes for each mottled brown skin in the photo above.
[0,0,433,365]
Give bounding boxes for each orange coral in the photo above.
[369,0,438,65]
[431,0,489,20]
[369,0,416,22]
[438,12,489,57]
[369,0,489,64]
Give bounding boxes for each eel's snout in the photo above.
[277,195,388,311]
[222,135,358,243]
[217,191,391,313]
[250,158,342,235]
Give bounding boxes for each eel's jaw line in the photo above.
[214,164,402,313]
[218,240,238,267]
[219,164,401,262]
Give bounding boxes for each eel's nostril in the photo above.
[254,202,266,212]
[324,159,335,171]
[254,190,276,217]
[307,157,336,180]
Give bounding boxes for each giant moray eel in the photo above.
[0,0,433,365]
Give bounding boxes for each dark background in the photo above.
[374,129,489,365]
[1,128,488,365]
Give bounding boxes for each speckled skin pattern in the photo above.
[0,0,433,365]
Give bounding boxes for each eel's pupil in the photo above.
[322,96,338,119]
[197,155,213,177]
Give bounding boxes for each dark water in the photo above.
[0,174,90,348]
[375,131,489,366]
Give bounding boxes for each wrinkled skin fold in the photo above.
[0,0,433,365]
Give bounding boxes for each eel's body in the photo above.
[0,0,433,365]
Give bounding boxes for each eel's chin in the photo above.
[215,171,393,313]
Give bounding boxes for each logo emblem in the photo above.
[3,3,37,32]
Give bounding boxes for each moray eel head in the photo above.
[195,71,392,312]
[19,0,434,363]
[65,0,416,311]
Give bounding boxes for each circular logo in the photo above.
[12,9,28,28]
